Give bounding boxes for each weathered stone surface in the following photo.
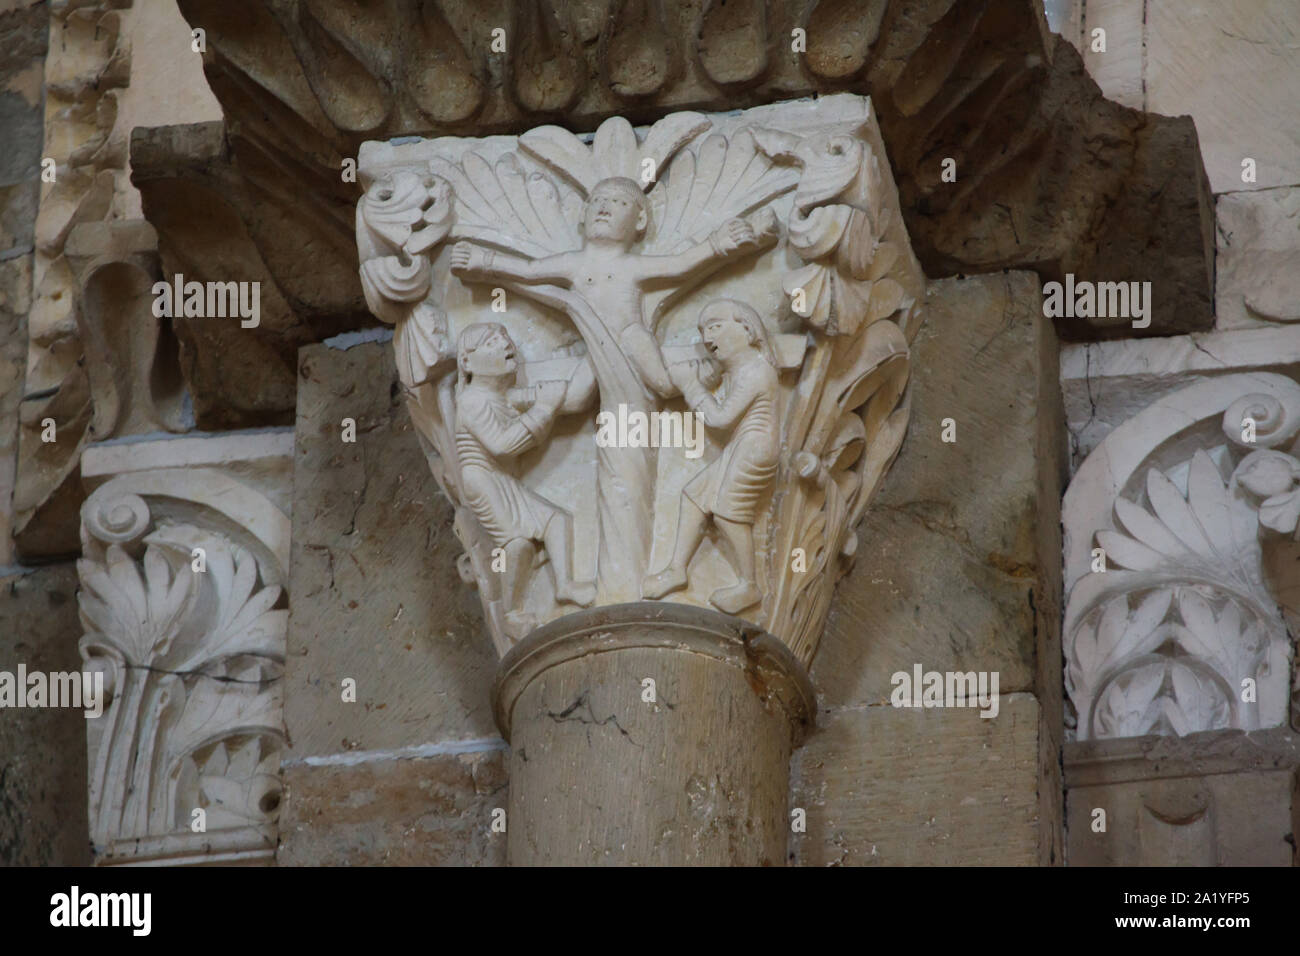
[790,694,1046,865]
[814,272,1064,708]
[132,121,368,428]
[499,607,813,866]
[14,2,215,559]
[14,219,192,560]
[0,180,38,253]
[0,1,45,195]
[277,751,507,866]
[799,272,1064,866]
[1072,113,1215,339]
[285,338,498,761]
[1069,0,1300,194]
[0,256,31,566]
[1215,187,1300,329]
[885,13,1212,340]
[1146,0,1300,195]
[0,0,47,564]
[0,563,91,866]
[1067,767,1295,866]
[1065,726,1300,788]
[1075,0,1143,109]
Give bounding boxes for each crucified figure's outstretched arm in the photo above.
[450,242,574,285]
[637,211,779,285]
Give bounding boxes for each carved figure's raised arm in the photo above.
[450,241,573,286]
[639,219,758,284]
[461,392,561,458]
[679,369,758,431]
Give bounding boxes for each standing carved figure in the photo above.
[454,323,596,636]
[645,299,780,614]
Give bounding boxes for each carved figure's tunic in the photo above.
[455,386,559,546]
[684,363,779,523]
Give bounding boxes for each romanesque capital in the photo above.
[354,94,925,665]
[76,432,292,865]
[1063,372,1300,741]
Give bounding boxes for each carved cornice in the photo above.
[1063,373,1300,741]
[142,0,1213,433]
[76,434,292,865]
[354,94,923,665]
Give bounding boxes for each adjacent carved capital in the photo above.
[76,433,292,865]
[354,95,924,665]
[18,0,191,558]
[1063,373,1300,741]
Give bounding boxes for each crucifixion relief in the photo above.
[355,94,925,661]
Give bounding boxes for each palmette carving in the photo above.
[1063,375,1300,741]
[355,96,925,662]
[77,470,288,864]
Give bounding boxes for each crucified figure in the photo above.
[449,176,776,598]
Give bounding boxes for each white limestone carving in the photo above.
[1063,373,1300,741]
[76,434,291,865]
[355,95,925,662]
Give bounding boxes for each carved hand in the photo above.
[450,240,488,275]
[670,361,713,401]
[710,218,757,256]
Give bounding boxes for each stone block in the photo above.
[277,750,507,866]
[1147,0,1300,194]
[285,338,499,762]
[0,179,37,253]
[0,563,91,866]
[798,272,1064,866]
[1067,766,1295,866]
[814,272,1065,709]
[790,694,1046,865]
[1078,0,1144,109]
[0,255,31,566]
[1215,186,1300,329]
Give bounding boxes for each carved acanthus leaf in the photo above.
[1063,375,1300,741]
[76,471,289,863]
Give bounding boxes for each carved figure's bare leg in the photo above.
[503,537,536,611]
[619,324,675,397]
[545,513,596,606]
[642,499,708,598]
[709,515,762,614]
[502,538,539,638]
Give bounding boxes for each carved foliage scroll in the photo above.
[1063,374,1300,741]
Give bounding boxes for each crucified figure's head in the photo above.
[583,177,649,247]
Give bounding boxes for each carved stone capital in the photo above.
[1063,372,1300,741]
[354,94,925,667]
[76,432,292,865]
